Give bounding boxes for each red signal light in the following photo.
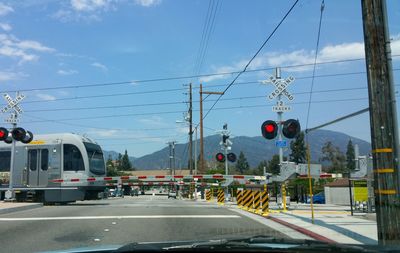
[0,127,9,141]
[261,120,278,140]
[265,124,275,133]
[216,153,225,162]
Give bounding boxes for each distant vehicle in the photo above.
[130,187,139,196]
[0,133,106,203]
[168,191,177,199]
[307,191,325,204]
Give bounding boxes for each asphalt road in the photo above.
[0,195,290,253]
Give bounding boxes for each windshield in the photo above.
[0,1,399,253]
[84,142,106,175]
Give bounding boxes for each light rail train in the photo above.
[0,133,106,203]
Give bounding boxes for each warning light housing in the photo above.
[0,127,8,141]
[12,127,26,142]
[261,120,278,140]
[216,153,225,162]
[282,119,301,139]
[21,131,34,144]
[227,153,237,163]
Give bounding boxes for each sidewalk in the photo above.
[180,197,378,245]
[0,201,43,214]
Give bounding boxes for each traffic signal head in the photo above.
[261,120,278,139]
[11,127,26,141]
[0,127,8,141]
[227,153,236,162]
[21,131,34,144]
[282,119,301,139]
[216,153,225,162]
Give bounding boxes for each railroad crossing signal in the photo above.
[261,119,300,140]
[0,127,33,144]
[227,153,237,162]
[267,75,295,101]
[216,152,237,163]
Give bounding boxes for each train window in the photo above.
[0,151,11,172]
[41,149,49,171]
[63,144,84,171]
[28,150,38,171]
[84,142,106,175]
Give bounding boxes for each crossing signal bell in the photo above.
[261,120,278,139]
[216,153,225,162]
[282,119,301,139]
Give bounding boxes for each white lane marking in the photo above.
[104,229,110,232]
[94,238,101,242]
[0,215,241,221]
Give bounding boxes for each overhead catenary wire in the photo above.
[201,0,300,121]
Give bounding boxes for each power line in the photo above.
[202,0,300,120]
[22,96,375,124]
[1,68,399,107]
[305,0,325,133]
[2,54,397,94]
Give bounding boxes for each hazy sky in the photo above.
[0,0,399,157]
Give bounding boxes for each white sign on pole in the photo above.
[267,76,295,101]
[1,93,25,116]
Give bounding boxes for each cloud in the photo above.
[138,116,167,127]
[57,69,78,75]
[0,33,55,63]
[134,0,161,7]
[71,0,111,12]
[88,129,118,137]
[91,62,108,71]
[0,71,26,81]
[0,3,13,16]
[201,35,400,82]
[0,23,11,31]
[36,93,56,101]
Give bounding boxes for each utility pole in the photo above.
[167,141,177,176]
[362,0,400,245]
[199,84,204,174]
[199,84,224,174]
[189,83,193,175]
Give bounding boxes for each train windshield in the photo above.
[84,142,106,175]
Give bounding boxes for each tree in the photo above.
[254,160,268,175]
[106,154,114,169]
[235,151,249,174]
[289,131,306,164]
[321,141,346,173]
[346,139,356,172]
[116,153,123,170]
[267,155,280,175]
[121,150,132,171]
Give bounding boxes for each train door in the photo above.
[27,149,49,187]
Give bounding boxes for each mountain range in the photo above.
[103,129,371,170]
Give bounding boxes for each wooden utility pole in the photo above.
[362,0,400,245]
[199,84,224,174]
[199,84,204,174]
[189,83,193,175]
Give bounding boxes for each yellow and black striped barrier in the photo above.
[251,190,261,213]
[260,190,269,216]
[217,188,225,205]
[236,189,243,208]
[244,190,254,210]
[206,189,212,202]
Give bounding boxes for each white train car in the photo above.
[0,133,107,203]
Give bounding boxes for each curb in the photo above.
[0,203,43,215]
[266,215,336,244]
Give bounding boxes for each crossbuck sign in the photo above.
[1,93,25,123]
[267,75,295,101]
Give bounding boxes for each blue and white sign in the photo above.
[275,140,287,148]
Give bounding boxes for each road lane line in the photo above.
[0,215,241,221]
